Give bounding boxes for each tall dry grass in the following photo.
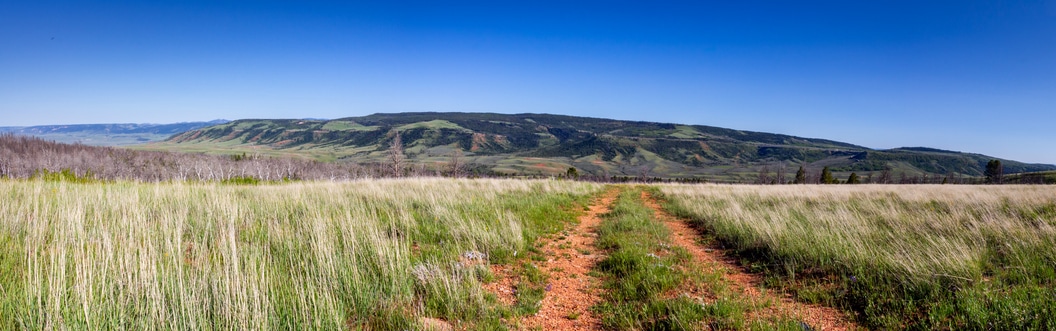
[658,184,1056,329]
[0,178,598,330]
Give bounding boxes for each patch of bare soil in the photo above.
[419,317,455,331]
[482,264,516,306]
[515,188,619,331]
[641,191,858,331]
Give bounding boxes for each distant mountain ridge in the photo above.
[0,120,229,146]
[146,112,1055,181]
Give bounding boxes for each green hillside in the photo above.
[140,112,1056,181]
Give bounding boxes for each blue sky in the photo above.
[2,1,1054,163]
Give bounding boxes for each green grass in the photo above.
[320,120,380,132]
[395,120,470,132]
[658,184,1056,330]
[512,260,548,316]
[133,141,373,162]
[586,186,807,330]
[29,168,101,183]
[669,125,706,139]
[591,187,804,330]
[592,187,708,330]
[0,178,598,330]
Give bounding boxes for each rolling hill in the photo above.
[140,112,1053,181]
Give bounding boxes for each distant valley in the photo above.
[0,120,229,146]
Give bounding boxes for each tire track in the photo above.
[641,191,858,331]
[517,188,619,331]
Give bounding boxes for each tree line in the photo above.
[752,161,1017,185]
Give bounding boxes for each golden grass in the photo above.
[0,178,598,330]
[658,184,1056,328]
[660,184,1056,283]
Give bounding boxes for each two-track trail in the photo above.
[517,188,619,330]
[641,191,858,331]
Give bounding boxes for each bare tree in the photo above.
[756,165,772,185]
[0,134,386,182]
[877,167,892,184]
[388,130,405,178]
[805,170,819,185]
[410,162,428,178]
[637,165,652,182]
[775,166,786,184]
[449,149,465,178]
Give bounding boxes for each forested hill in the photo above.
[151,112,1055,181]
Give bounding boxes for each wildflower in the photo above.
[462,250,486,261]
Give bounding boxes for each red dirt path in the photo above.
[641,191,858,331]
[517,188,619,331]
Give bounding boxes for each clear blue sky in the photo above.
[2,1,1054,164]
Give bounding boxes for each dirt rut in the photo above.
[515,188,619,330]
[641,191,858,331]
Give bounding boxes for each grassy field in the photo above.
[0,178,598,330]
[5,177,1055,330]
[658,184,1056,330]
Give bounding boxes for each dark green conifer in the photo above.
[820,166,836,184]
[847,172,861,184]
[984,160,1003,184]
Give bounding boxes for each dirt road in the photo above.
[641,191,857,331]
[518,188,619,330]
